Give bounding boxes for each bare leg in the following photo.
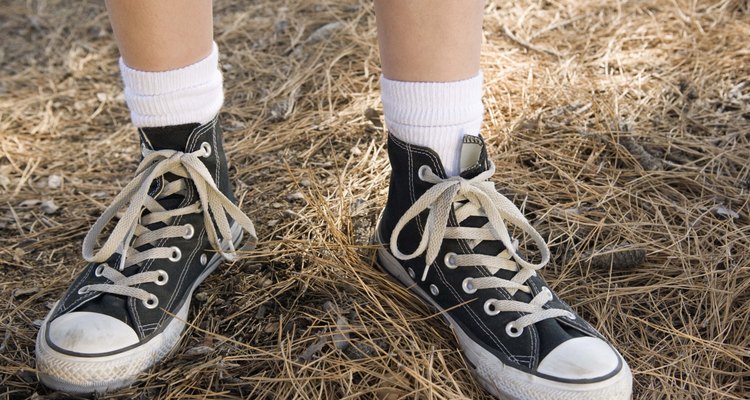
[106,0,213,71]
[374,0,484,82]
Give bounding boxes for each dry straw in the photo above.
[1,0,748,399]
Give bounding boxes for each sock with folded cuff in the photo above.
[380,73,484,176]
[120,42,223,128]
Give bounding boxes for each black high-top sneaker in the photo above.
[35,117,257,393]
[375,134,632,400]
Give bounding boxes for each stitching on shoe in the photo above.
[57,264,97,315]
[57,270,84,314]
[139,127,154,150]
[210,118,219,179]
[186,120,211,152]
[464,135,483,145]
[525,277,543,366]
[187,117,215,152]
[407,142,415,204]
[558,307,602,340]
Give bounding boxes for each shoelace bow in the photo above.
[79,144,256,307]
[390,163,572,334]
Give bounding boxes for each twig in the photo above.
[501,25,562,58]
[618,135,663,171]
[529,14,590,40]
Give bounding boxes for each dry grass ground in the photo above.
[1,0,749,399]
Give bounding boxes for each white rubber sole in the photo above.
[375,242,633,400]
[36,224,244,394]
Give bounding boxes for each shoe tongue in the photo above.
[458,135,491,179]
[139,123,200,152]
[455,134,503,270]
[138,124,200,224]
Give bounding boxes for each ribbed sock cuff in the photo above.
[120,42,223,128]
[381,73,484,176]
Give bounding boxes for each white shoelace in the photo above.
[390,163,572,335]
[79,144,257,308]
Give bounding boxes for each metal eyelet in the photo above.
[94,264,106,277]
[78,286,90,294]
[169,247,182,262]
[505,322,523,338]
[417,165,431,181]
[183,224,194,239]
[484,299,501,316]
[444,252,458,269]
[143,294,159,309]
[429,284,439,296]
[462,277,477,294]
[407,267,416,280]
[200,253,208,266]
[200,142,212,157]
[155,270,169,286]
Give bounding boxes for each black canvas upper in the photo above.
[377,133,620,382]
[47,118,234,355]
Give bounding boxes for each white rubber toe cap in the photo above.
[537,337,621,380]
[48,311,139,354]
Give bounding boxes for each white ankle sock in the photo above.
[380,73,484,176]
[120,42,223,128]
